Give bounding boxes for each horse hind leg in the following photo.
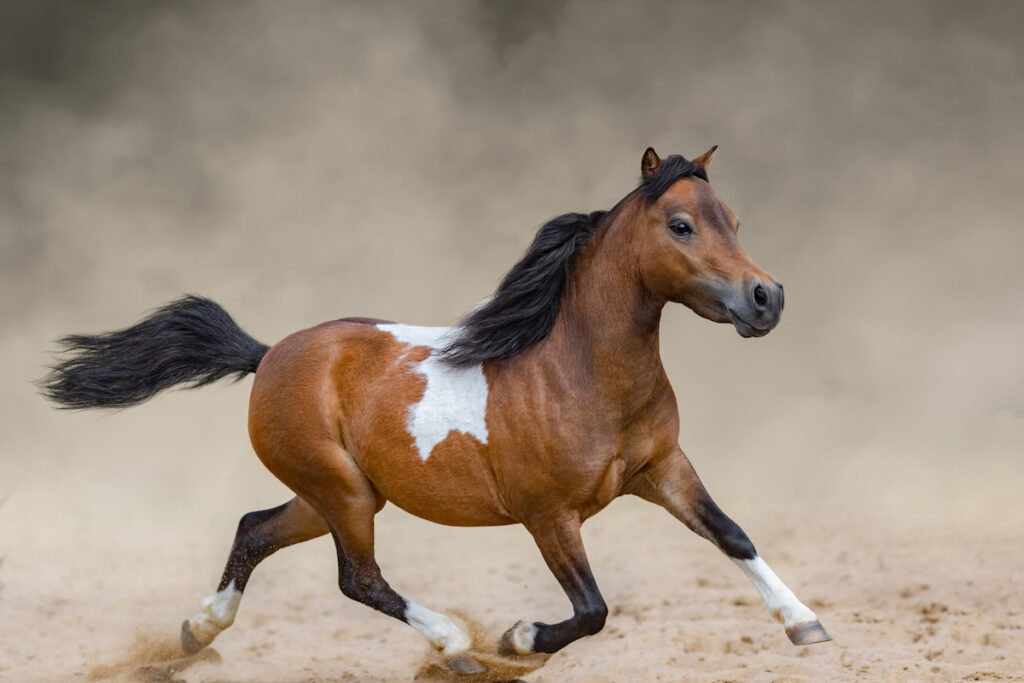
[181,496,329,654]
[328,531,483,674]
[269,439,485,675]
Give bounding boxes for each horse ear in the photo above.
[692,144,718,172]
[641,147,662,178]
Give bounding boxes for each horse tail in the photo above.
[39,295,269,410]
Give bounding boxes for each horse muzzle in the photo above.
[727,277,784,338]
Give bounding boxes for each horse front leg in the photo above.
[631,447,831,645]
[499,514,608,656]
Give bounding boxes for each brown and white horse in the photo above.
[42,147,830,675]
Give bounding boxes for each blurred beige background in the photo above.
[1,2,1022,681]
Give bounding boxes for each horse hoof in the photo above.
[447,653,486,675]
[180,620,202,655]
[786,620,832,645]
[497,620,535,657]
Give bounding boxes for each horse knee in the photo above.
[703,510,756,559]
[697,498,757,560]
[578,601,608,636]
[718,523,756,560]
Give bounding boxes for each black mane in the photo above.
[441,153,707,367]
[441,211,606,366]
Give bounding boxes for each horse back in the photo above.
[248,318,516,527]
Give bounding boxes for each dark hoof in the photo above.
[786,620,833,645]
[447,653,486,675]
[180,620,201,655]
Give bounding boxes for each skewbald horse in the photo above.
[42,147,830,675]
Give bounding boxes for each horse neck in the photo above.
[543,202,667,396]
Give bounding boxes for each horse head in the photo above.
[629,146,784,338]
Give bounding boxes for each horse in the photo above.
[41,146,831,675]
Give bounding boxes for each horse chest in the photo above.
[365,325,649,520]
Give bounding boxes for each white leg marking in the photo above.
[377,324,489,461]
[185,581,242,647]
[507,620,538,655]
[404,600,473,655]
[733,556,818,627]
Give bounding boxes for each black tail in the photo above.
[39,295,269,410]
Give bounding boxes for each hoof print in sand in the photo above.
[132,647,221,683]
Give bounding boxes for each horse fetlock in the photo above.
[188,611,229,638]
[768,596,830,645]
[498,620,538,656]
[434,617,472,655]
[182,582,242,652]
[578,605,608,635]
[769,597,817,628]
[202,586,241,626]
[732,555,828,642]
[404,600,472,655]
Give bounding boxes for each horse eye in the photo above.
[669,220,693,238]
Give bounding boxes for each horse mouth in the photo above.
[727,309,773,338]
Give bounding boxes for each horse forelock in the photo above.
[638,155,709,203]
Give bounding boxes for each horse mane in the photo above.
[441,154,707,367]
[440,211,606,366]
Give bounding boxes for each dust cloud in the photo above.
[1,1,1023,679]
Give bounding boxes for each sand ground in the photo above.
[2,495,1022,683]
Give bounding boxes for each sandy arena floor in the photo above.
[3,495,1022,683]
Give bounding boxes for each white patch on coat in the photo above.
[733,556,818,627]
[185,581,242,647]
[404,599,472,654]
[377,324,489,461]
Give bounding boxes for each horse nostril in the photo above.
[753,284,768,308]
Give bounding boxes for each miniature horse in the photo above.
[42,147,830,675]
